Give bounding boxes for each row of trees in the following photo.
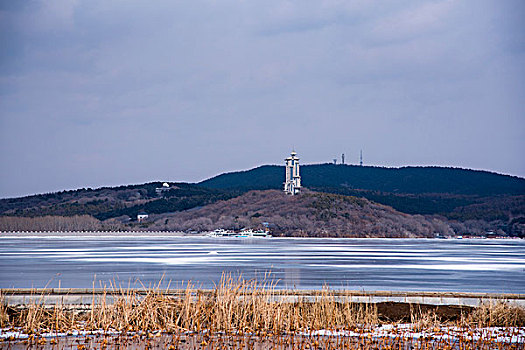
[0,215,102,232]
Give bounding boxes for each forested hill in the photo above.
[0,182,240,221]
[199,164,525,231]
[1,165,524,236]
[199,164,525,196]
[151,190,459,238]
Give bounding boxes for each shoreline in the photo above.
[0,230,189,238]
[0,231,522,240]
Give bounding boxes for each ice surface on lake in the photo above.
[0,236,524,292]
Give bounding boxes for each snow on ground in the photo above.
[302,325,525,344]
[2,325,524,344]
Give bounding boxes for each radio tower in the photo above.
[359,150,363,166]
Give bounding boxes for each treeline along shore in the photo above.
[1,164,524,237]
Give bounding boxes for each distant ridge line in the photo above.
[198,163,525,196]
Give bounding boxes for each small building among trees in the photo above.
[137,212,149,223]
[155,182,171,195]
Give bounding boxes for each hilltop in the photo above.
[199,164,525,195]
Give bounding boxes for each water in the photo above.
[1,236,524,293]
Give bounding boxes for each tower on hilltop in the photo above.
[284,150,301,195]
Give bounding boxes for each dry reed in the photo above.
[0,291,9,328]
[2,274,381,335]
[467,300,525,327]
[1,275,524,338]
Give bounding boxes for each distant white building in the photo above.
[137,212,149,222]
[284,150,301,195]
[155,182,171,195]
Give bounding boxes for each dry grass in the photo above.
[409,304,440,331]
[467,300,525,327]
[1,275,523,338]
[82,274,380,334]
[1,274,379,334]
[0,292,9,328]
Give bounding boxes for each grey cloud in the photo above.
[0,0,523,197]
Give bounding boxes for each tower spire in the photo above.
[284,150,301,195]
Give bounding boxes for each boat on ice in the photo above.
[206,228,272,238]
[206,229,237,237]
[235,228,272,238]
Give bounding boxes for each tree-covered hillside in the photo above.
[0,182,240,221]
[1,164,524,236]
[199,164,525,196]
[151,190,457,238]
[198,164,525,230]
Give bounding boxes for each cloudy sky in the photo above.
[1,0,524,198]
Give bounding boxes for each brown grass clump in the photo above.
[9,291,77,333]
[0,291,9,328]
[467,300,525,327]
[84,274,379,334]
[205,277,378,333]
[409,304,440,331]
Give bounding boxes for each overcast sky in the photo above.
[1,0,524,198]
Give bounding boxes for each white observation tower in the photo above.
[284,150,301,195]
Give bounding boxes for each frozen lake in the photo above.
[1,236,524,293]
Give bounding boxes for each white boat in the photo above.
[235,229,272,238]
[206,229,236,237]
[207,228,272,238]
